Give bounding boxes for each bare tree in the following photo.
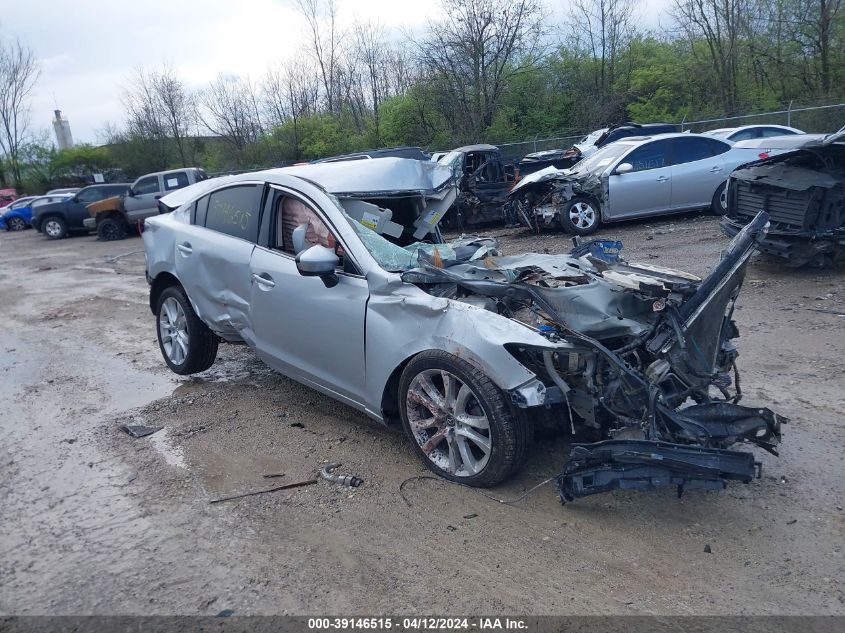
[151,65,197,166]
[569,0,635,102]
[296,0,344,113]
[199,74,263,164]
[0,38,39,190]
[673,0,753,114]
[415,0,547,139]
[262,57,320,158]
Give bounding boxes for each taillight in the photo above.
[758,152,769,159]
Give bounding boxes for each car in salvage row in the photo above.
[143,157,784,502]
[507,132,780,234]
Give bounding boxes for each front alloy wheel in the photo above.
[562,197,600,235]
[43,216,67,239]
[399,350,532,487]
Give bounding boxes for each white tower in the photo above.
[52,109,74,150]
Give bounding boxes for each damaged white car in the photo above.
[143,157,784,501]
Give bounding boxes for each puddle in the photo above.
[149,428,188,469]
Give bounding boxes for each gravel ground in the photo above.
[0,214,843,615]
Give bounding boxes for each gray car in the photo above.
[143,158,784,501]
[509,133,776,234]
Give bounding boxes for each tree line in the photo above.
[1,0,843,192]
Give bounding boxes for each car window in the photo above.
[729,128,757,142]
[760,127,795,137]
[274,195,337,256]
[624,140,669,172]
[75,188,102,204]
[134,175,161,195]
[671,137,716,165]
[163,172,189,191]
[705,138,731,155]
[204,185,262,242]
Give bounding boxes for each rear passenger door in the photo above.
[125,174,162,222]
[669,137,730,210]
[175,183,264,343]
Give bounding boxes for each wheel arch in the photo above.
[149,272,182,315]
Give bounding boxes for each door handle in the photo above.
[177,242,192,255]
[252,272,275,288]
[708,166,723,173]
[656,175,669,182]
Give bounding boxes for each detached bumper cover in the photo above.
[558,440,760,502]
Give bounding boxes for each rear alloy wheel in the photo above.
[43,216,67,240]
[561,197,600,235]
[399,350,531,487]
[712,182,728,215]
[97,217,127,241]
[156,286,218,375]
[7,216,26,231]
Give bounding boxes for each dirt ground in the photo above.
[0,214,843,616]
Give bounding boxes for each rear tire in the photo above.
[561,196,601,235]
[156,285,218,375]
[711,182,728,215]
[7,216,26,231]
[97,217,127,241]
[399,350,532,487]
[42,216,67,240]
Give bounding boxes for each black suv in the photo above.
[33,183,130,239]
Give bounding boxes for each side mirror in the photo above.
[127,188,135,197]
[616,162,633,174]
[295,244,339,288]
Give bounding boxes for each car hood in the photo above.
[509,165,586,196]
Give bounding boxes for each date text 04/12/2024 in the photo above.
[307,618,528,630]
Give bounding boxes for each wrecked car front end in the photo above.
[403,211,784,501]
[721,133,845,267]
[507,165,604,231]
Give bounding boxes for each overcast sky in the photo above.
[1,0,672,145]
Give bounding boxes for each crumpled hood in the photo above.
[509,166,584,196]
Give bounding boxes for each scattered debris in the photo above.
[104,250,144,264]
[263,473,286,479]
[446,525,457,531]
[121,424,162,438]
[786,519,797,525]
[60,438,77,444]
[216,609,235,618]
[463,513,478,519]
[319,462,363,488]
[209,478,318,504]
[704,544,712,554]
[290,421,305,429]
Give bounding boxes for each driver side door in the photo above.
[125,174,162,223]
[248,186,368,405]
[607,139,673,219]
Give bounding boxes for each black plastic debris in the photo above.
[121,424,163,438]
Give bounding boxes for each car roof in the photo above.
[161,157,455,209]
[732,134,826,149]
[450,144,499,153]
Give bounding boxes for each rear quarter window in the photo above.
[204,185,263,242]
[163,172,190,191]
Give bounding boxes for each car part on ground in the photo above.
[721,128,845,267]
[508,133,780,234]
[319,462,363,487]
[143,158,784,501]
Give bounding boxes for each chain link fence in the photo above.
[492,102,845,159]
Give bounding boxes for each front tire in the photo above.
[561,196,601,235]
[97,217,127,241]
[399,350,531,487]
[42,216,67,240]
[156,285,218,375]
[7,216,27,231]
